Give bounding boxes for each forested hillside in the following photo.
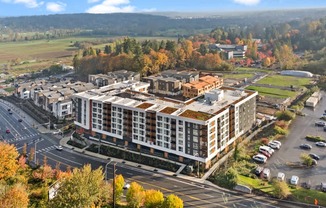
[0,8,326,41]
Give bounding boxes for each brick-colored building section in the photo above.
[182,75,223,98]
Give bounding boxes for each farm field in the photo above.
[246,85,298,98]
[256,75,312,87]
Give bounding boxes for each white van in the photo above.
[262,168,270,180]
[259,146,274,155]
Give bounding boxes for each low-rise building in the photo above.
[209,44,247,59]
[89,70,140,87]
[182,75,223,98]
[143,70,199,95]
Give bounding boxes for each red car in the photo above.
[6,129,10,134]
[259,149,271,158]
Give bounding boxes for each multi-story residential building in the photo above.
[143,70,199,95]
[89,70,140,87]
[182,75,224,98]
[73,84,257,168]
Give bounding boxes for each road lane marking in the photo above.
[47,152,83,165]
[133,179,228,208]
[40,153,81,168]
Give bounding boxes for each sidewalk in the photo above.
[60,136,204,183]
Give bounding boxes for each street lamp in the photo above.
[112,163,117,208]
[34,138,42,164]
[104,160,112,181]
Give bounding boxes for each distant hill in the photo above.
[0,8,325,37]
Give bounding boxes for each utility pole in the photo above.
[113,163,116,208]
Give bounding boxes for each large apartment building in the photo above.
[73,84,257,168]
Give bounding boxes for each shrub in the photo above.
[300,153,313,166]
[275,120,289,129]
[261,138,269,145]
[272,179,291,199]
[211,167,238,189]
[273,126,288,135]
[275,110,295,121]
[306,135,325,142]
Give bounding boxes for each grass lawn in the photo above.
[256,75,312,87]
[3,87,15,93]
[290,187,326,206]
[237,175,274,194]
[236,67,270,73]
[223,73,255,79]
[246,86,298,98]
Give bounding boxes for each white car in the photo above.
[270,140,281,147]
[259,146,274,155]
[252,154,267,163]
[52,130,62,135]
[290,175,299,185]
[56,145,63,151]
[277,172,285,181]
[123,183,130,189]
[316,142,326,147]
[268,142,280,150]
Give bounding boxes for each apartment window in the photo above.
[157,135,162,140]
[165,117,169,123]
[93,108,97,113]
[157,129,162,134]
[98,109,102,114]
[134,135,139,140]
[93,102,97,107]
[112,112,116,117]
[92,124,96,128]
[157,141,162,146]
[62,105,68,110]
[133,117,138,122]
[157,116,162,121]
[178,127,183,132]
[178,147,183,152]
[193,143,198,149]
[140,112,144,117]
[139,124,144,129]
[118,108,122,112]
[164,130,169,135]
[178,133,183,138]
[134,123,138,128]
[164,143,169,148]
[98,115,102,119]
[164,136,169,142]
[133,129,138,133]
[178,120,183,125]
[98,120,102,124]
[178,140,183,145]
[134,111,138,116]
[92,113,97,117]
[98,104,102,108]
[92,118,96,123]
[112,106,116,111]
[112,129,116,134]
[164,124,169,129]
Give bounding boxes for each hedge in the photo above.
[306,135,325,142]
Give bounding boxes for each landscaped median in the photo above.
[305,135,325,142]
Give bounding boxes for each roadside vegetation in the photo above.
[0,142,183,208]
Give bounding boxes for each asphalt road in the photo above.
[0,100,313,208]
[265,91,326,189]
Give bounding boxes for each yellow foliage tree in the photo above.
[126,182,145,208]
[162,194,183,208]
[0,183,29,208]
[114,174,125,203]
[144,189,164,208]
[0,142,19,180]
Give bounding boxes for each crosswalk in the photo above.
[35,145,57,154]
[6,133,40,143]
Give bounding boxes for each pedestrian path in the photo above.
[35,145,57,154]
[6,133,40,143]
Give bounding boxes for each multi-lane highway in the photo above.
[0,100,310,208]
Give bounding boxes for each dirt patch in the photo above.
[257,106,277,116]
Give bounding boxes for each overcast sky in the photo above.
[0,0,326,17]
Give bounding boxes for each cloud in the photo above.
[141,8,156,12]
[46,2,66,12]
[233,0,260,6]
[86,0,136,13]
[1,0,43,8]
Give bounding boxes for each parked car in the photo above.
[56,146,63,151]
[302,181,311,189]
[300,144,312,150]
[268,142,280,150]
[259,146,274,155]
[254,166,264,176]
[309,153,320,160]
[5,129,10,134]
[316,142,326,147]
[123,183,130,189]
[324,126,326,132]
[252,154,267,163]
[7,109,10,111]
[259,149,271,158]
[262,168,270,180]
[321,182,326,192]
[277,172,285,181]
[271,140,282,147]
[18,118,23,122]
[315,121,326,127]
[290,175,299,185]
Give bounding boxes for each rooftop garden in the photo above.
[160,107,178,114]
[136,102,154,109]
[179,109,214,121]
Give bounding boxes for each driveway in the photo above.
[265,91,326,188]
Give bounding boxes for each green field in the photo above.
[236,67,270,73]
[256,75,312,87]
[237,175,274,193]
[223,73,254,79]
[246,86,298,98]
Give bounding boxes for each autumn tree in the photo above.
[272,179,290,199]
[126,182,145,208]
[49,164,111,208]
[274,44,297,70]
[114,174,125,203]
[144,189,164,208]
[0,142,19,180]
[162,194,184,208]
[0,183,29,208]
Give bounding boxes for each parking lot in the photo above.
[265,91,326,188]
